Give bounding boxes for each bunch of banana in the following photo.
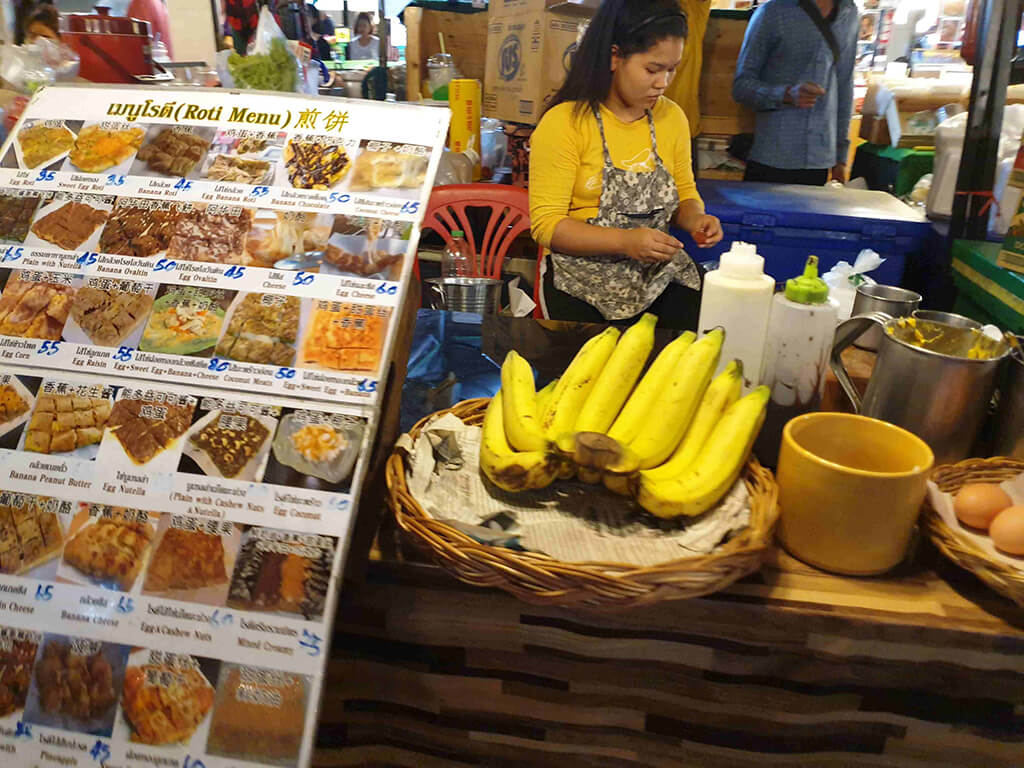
[477,314,769,518]
[479,393,559,493]
[637,386,770,518]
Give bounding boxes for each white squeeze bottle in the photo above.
[754,255,839,467]
[696,241,774,391]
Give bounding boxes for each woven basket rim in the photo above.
[386,398,781,607]
[924,457,1024,607]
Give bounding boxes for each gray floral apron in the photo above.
[548,108,700,320]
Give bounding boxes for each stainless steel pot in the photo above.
[425,278,502,315]
[831,313,1011,465]
[992,343,1024,459]
[850,284,922,351]
[912,309,982,330]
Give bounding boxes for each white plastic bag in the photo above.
[822,249,885,322]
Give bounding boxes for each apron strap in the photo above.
[646,110,669,170]
[592,107,614,166]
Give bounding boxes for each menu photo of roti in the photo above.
[22,634,130,737]
[17,379,114,461]
[347,139,430,200]
[0,373,37,450]
[321,216,409,281]
[0,491,71,581]
[299,300,390,375]
[95,387,198,474]
[24,192,113,253]
[57,504,158,593]
[0,626,41,723]
[114,648,219,749]
[3,118,82,171]
[141,515,242,607]
[206,663,311,767]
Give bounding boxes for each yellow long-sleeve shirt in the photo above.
[664,0,712,136]
[529,98,702,250]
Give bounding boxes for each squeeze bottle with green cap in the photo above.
[755,255,840,467]
[696,241,775,391]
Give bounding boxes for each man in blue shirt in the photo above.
[733,0,859,185]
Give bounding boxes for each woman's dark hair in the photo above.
[20,2,60,43]
[547,0,687,116]
[354,12,373,35]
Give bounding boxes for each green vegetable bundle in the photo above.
[227,38,298,92]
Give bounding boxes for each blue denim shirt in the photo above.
[733,0,859,170]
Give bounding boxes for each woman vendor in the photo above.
[529,0,722,330]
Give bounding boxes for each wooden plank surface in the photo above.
[317,544,1024,766]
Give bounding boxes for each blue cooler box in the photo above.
[673,180,931,286]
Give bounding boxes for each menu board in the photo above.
[0,86,450,768]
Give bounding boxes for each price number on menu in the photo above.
[274,367,297,380]
[36,169,56,182]
[34,584,54,601]
[153,257,177,273]
[105,174,125,187]
[209,609,233,627]
[207,357,230,373]
[174,178,193,192]
[14,721,32,738]
[357,379,377,394]
[400,201,420,215]
[327,192,350,204]
[3,246,23,262]
[299,629,323,657]
[223,265,246,280]
[116,596,134,614]
[37,340,61,356]
[112,346,134,363]
[249,185,270,198]
[90,740,111,764]
[77,251,98,266]
[183,756,206,768]
[292,271,315,287]
[376,283,398,296]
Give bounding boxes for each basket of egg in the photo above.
[925,458,1024,607]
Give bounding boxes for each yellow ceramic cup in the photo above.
[777,412,935,575]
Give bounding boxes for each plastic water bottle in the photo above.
[442,230,473,277]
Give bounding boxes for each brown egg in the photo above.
[990,506,1024,556]
[954,484,1013,530]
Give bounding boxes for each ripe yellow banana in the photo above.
[628,329,724,470]
[637,386,770,519]
[479,394,558,493]
[500,350,547,452]
[602,472,632,497]
[535,377,559,416]
[642,359,743,482]
[541,326,620,440]
[574,313,656,434]
[608,331,695,446]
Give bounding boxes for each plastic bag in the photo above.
[225,7,303,92]
[822,249,885,322]
[1,38,78,95]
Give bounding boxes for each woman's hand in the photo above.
[620,228,683,263]
[688,214,723,248]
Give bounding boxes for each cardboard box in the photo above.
[483,3,593,125]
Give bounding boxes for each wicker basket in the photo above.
[386,398,780,610]
[926,458,1024,608]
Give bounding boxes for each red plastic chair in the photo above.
[418,185,544,312]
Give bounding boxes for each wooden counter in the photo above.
[317,540,1023,767]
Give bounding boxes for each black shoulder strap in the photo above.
[798,0,841,66]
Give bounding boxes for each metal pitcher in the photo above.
[831,313,1011,465]
[992,342,1024,459]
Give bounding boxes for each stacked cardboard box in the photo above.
[483,0,597,126]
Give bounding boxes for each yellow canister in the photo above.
[449,78,482,181]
